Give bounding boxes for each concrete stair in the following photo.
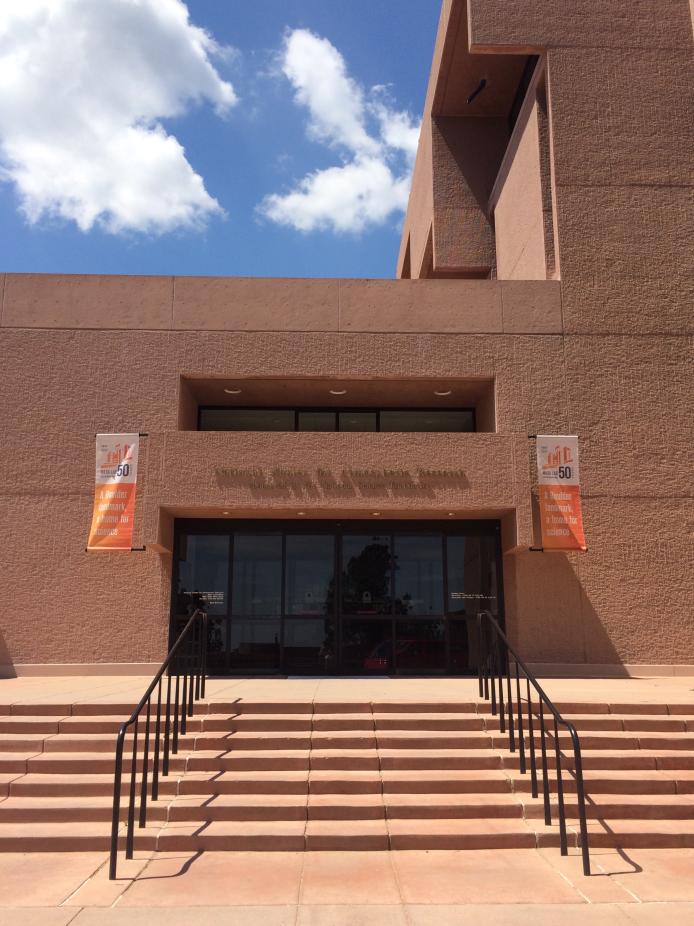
[0,696,693,852]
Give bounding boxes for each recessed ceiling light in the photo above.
[297,511,306,516]
[223,510,230,515]
[434,389,452,397]
[372,511,381,517]
[448,512,456,517]
[329,388,347,396]
[224,388,242,395]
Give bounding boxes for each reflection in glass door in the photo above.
[230,534,282,671]
[171,520,503,675]
[174,534,229,674]
[284,534,336,673]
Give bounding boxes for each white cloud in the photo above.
[0,0,237,234]
[280,29,379,157]
[259,29,420,235]
[262,157,411,234]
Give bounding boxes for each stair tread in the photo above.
[582,818,694,832]
[193,747,309,755]
[183,770,308,782]
[312,713,376,722]
[386,817,534,834]
[560,794,694,806]
[162,820,306,835]
[0,795,120,808]
[0,820,115,833]
[384,792,519,805]
[304,819,388,836]
[173,794,307,807]
[378,748,499,756]
[381,769,508,780]
[376,732,489,741]
[307,793,383,805]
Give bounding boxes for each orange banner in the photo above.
[536,435,587,551]
[87,434,139,552]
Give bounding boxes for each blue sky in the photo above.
[0,0,440,279]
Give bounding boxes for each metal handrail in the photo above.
[477,610,590,875]
[109,609,208,879]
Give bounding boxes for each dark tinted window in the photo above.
[341,535,392,615]
[297,411,336,431]
[232,534,282,615]
[338,411,377,432]
[446,535,499,616]
[380,410,473,432]
[200,409,295,431]
[199,408,474,433]
[285,535,335,615]
[175,534,229,616]
[394,535,444,616]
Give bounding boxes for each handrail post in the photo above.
[187,627,195,717]
[201,614,207,698]
[497,635,505,734]
[505,644,514,752]
[570,728,591,876]
[163,672,172,775]
[554,716,568,856]
[539,701,552,824]
[125,718,138,859]
[194,618,200,701]
[138,699,151,828]
[515,663,526,775]
[526,678,538,799]
[173,671,180,753]
[180,650,188,735]
[477,612,484,697]
[108,727,126,879]
[151,679,162,801]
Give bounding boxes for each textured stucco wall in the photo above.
[0,271,691,670]
[494,102,546,280]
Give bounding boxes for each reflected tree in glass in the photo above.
[342,537,392,615]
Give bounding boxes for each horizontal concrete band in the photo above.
[0,662,162,678]
[0,275,564,335]
[3,662,694,678]
[526,663,694,678]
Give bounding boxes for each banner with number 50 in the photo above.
[87,434,139,551]
[536,435,587,551]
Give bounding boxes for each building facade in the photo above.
[0,0,692,677]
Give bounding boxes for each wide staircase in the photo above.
[1,695,693,853]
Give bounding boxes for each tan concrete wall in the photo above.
[393,0,694,668]
[431,117,506,273]
[493,102,547,280]
[465,0,694,334]
[140,431,531,543]
[397,120,433,278]
[0,271,691,671]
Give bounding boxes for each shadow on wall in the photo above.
[0,632,17,677]
[504,550,627,674]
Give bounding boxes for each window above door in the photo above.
[177,377,496,432]
[198,406,475,433]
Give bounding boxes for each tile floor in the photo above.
[1,673,693,708]
[2,847,694,924]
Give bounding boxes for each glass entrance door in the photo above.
[171,520,503,675]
